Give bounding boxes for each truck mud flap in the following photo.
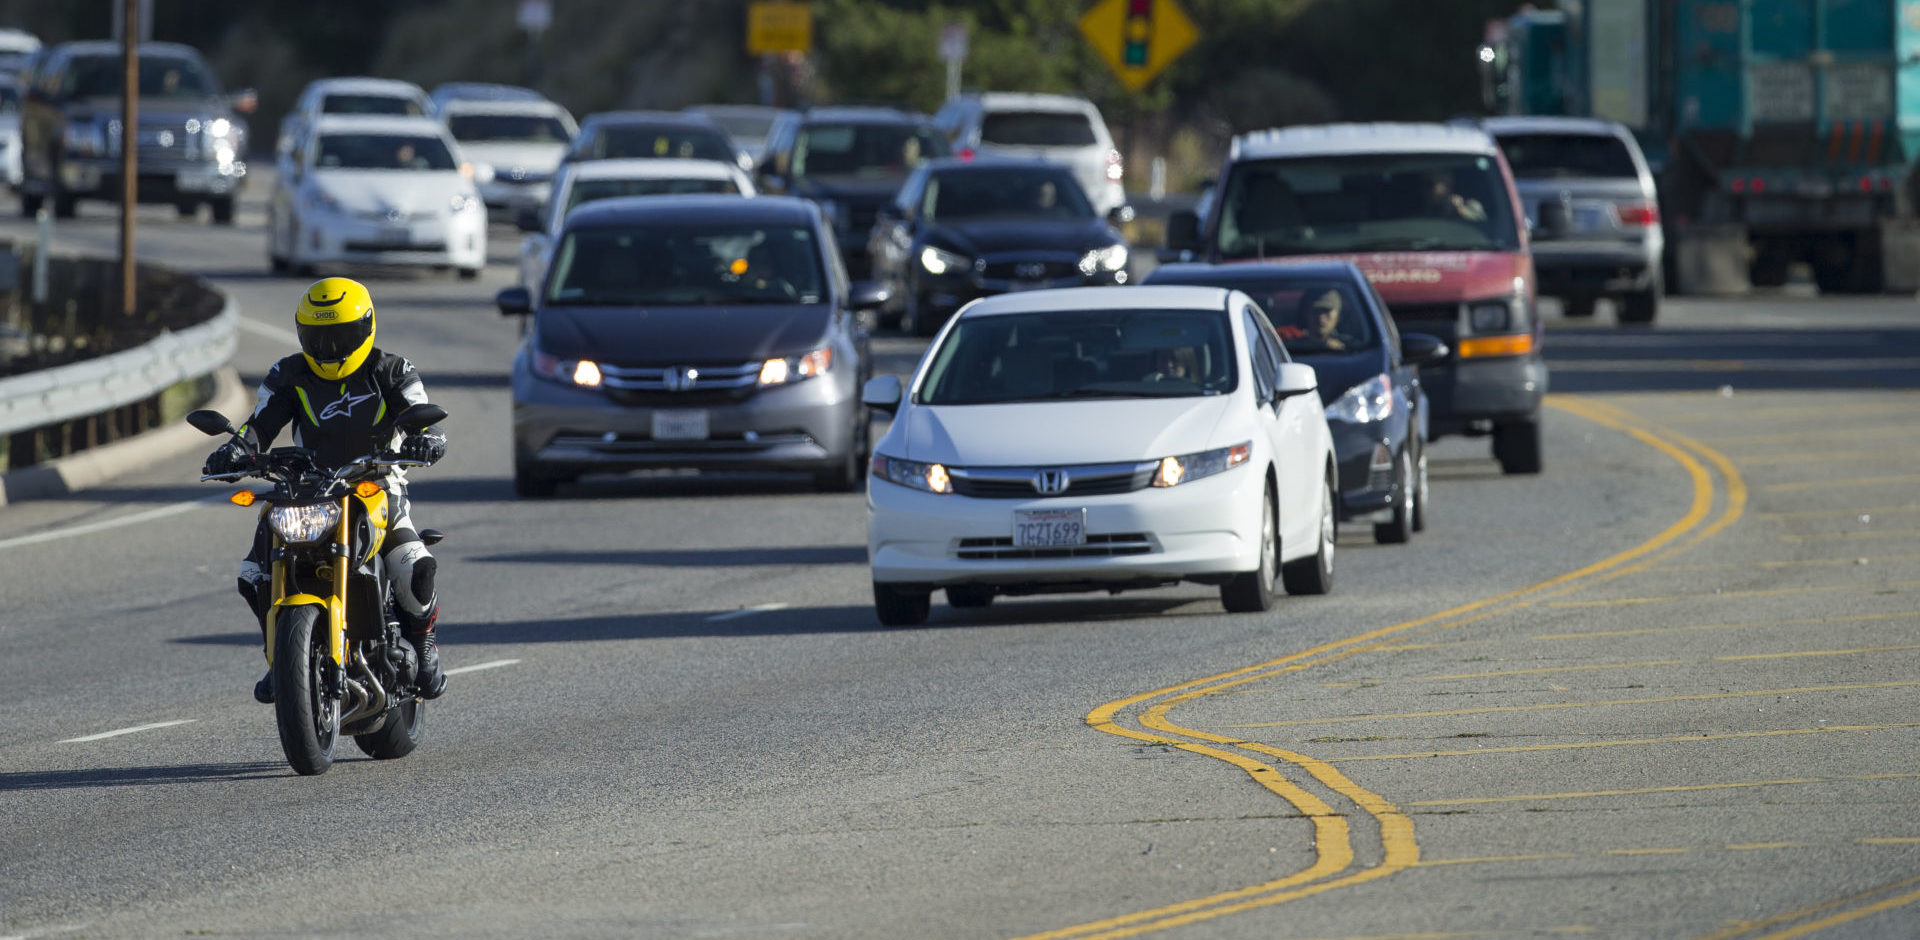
[1672,224,1751,297]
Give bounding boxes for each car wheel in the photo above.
[813,412,869,492]
[1561,295,1597,318]
[175,201,198,219]
[946,585,994,608]
[873,583,930,627]
[1493,418,1543,475]
[1280,473,1335,596]
[1411,447,1429,533]
[1618,287,1658,325]
[457,267,481,281]
[19,191,42,217]
[210,198,235,225]
[1221,478,1279,612]
[1373,450,1414,545]
[52,189,76,219]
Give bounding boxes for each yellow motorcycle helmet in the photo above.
[295,277,377,380]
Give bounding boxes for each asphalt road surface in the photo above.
[3,177,1918,940]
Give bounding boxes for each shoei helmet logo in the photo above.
[308,310,337,321]
[1032,469,1071,495]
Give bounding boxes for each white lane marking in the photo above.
[0,922,93,940]
[0,495,226,552]
[706,603,789,622]
[236,316,300,345]
[60,719,197,744]
[444,659,520,676]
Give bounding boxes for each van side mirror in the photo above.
[496,285,533,316]
[1165,210,1202,253]
[1401,333,1450,366]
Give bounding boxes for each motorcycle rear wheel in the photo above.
[272,605,340,775]
[354,698,424,760]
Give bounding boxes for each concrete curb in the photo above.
[0,366,250,506]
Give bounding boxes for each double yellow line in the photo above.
[1016,395,1744,940]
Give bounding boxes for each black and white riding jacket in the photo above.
[239,348,434,473]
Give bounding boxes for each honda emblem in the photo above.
[1032,469,1070,495]
[663,367,700,392]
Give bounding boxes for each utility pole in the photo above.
[119,0,138,318]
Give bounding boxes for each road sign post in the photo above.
[939,24,968,102]
[1078,0,1199,94]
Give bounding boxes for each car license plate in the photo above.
[1573,207,1607,229]
[651,409,709,441]
[174,168,214,192]
[1014,508,1086,548]
[375,225,412,246]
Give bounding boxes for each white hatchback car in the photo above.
[864,285,1337,626]
[268,115,487,278]
[514,157,756,291]
[933,92,1127,216]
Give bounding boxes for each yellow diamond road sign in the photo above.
[1079,0,1199,93]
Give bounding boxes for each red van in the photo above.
[1168,123,1544,473]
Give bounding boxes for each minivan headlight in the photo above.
[871,454,953,494]
[920,245,970,276]
[532,350,603,387]
[760,347,832,385]
[268,502,341,544]
[1151,442,1252,487]
[1326,374,1393,424]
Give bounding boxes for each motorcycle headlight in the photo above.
[870,454,953,494]
[759,347,832,385]
[268,502,342,544]
[1325,373,1394,424]
[920,245,970,276]
[1078,244,1129,275]
[1151,442,1252,488]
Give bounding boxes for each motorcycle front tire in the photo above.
[354,697,424,760]
[272,604,340,776]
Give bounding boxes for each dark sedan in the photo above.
[562,111,740,169]
[869,158,1131,336]
[496,195,886,497]
[1143,261,1448,543]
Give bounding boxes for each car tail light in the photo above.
[1105,148,1123,182]
[1750,177,1767,193]
[1615,202,1659,226]
[957,147,974,162]
[1731,178,1747,193]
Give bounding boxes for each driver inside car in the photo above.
[202,277,450,705]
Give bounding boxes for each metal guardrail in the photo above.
[0,295,236,436]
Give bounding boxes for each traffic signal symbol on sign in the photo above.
[1078,0,1199,93]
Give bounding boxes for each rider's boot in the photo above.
[404,604,446,699]
[240,578,274,704]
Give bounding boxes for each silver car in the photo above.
[1481,116,1664,325]
[932,92,1127,217]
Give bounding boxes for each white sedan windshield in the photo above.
[918,309,1236,405]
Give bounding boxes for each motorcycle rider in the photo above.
[203,277,449,704]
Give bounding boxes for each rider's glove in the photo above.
[203,441,248,476]
[400,430,446,465]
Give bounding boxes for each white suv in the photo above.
[933,92,1126,216]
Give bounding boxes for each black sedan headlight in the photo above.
[1078,244,1129,276]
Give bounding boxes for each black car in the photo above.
[19,41,251,221]
[1143,261,1448,543]
[868,157,1132,335]
[755,106,949,281]
[562,110,740,168]
[496,195,888,496]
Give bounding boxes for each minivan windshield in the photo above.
[793,122,947,179]
[918,309,1236,405]
[922,168,1093,222]
[1216,153,1521,259]
[546,222,824,306]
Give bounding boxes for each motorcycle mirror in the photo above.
[186,409,237,437]
[394,403,448,432]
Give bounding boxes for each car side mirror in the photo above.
[186,409,237,437]
[1273,362,1318,400]
[849,280,890,311]
[861,375,903,413]
[395,403,448,432]
[1106,204,1136,227]
[1401,333,1450,366]
[1165,209,1202,253]
[513,206,543,233]
[1536,199,1571,238]
[496,285,533,316]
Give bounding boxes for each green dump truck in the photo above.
[1479,0,1920,295]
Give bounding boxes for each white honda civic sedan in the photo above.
[863,285,1337,626]
[268,114,488,279]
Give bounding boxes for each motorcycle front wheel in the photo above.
[354,697,424,760]
[272,605,340,775]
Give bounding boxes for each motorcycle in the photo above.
[189,403,447,776]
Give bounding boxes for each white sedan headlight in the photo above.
[920,245,970,276]
[1152,442,1252,488]
[871,454,953,494]
[1078,244,1128,275]
[449,192,478,214]
[1325,374,1394,424]
[267,502,342,544]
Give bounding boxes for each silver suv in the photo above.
[1480,116,1663,325]
[932,92,1126,216]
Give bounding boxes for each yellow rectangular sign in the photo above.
[748,1,813,55]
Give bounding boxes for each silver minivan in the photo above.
[933,92,1126,217]
[1480,116,1664,325]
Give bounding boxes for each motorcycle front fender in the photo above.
[265,595,341,667]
